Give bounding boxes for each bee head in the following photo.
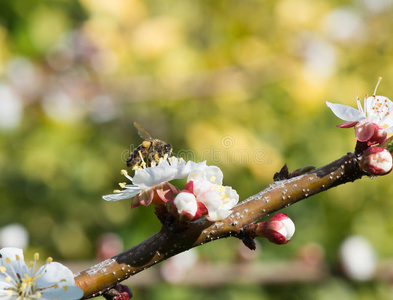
[164,143,173,153]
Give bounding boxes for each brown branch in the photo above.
[75,152,363,298]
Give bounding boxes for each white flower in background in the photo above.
[326,78,393,145]
[0,247,83,299]
[339,235,376,281]
[0,224,29,249]
[103,158,206,207]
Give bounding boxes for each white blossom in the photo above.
[0,247,83,300]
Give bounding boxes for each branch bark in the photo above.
[75,152,363,298]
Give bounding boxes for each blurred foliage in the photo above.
[1,0,393,298]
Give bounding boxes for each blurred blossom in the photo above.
[96,233,124,261]
[46,43,75,71]
[322,8,366,45]
[6,57,43,100]
[0,83,23,131]
[47,29,113,73]
[0,224,29,249]
[131,18,182,59]
[298,33,337,82]
[89,95,117,123]
[339,235,377,281]
[42,90,86,123]
[160,249,198,283]
[358,0,393,14]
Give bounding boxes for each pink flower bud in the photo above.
[256,213,295,244]
[355,121,387,145]
[359,147,393,175]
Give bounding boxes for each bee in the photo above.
[126,122,173,170]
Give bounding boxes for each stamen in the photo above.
[113,189,121,193]
[373,77,382,96]
[121,170,128,175]
[119,182,126,188]
[138,151,147,168]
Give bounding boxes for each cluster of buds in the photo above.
[327,78,393,176]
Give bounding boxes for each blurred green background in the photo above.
[1,0,393,299]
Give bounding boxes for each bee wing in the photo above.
[134,122,154,141]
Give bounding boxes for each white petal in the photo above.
[0,247,29,276]
[188,165,223,185]
[102,188,141,201]
[36,262,83,300]
[174,192,198,216]
[132,158,202,188]
[326,101,364,121]
[280,218,295,240]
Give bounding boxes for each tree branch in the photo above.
[75,152,363,298]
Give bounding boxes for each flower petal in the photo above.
[326,101,365,122]
[102,187,141,201]
[36,262,83,300]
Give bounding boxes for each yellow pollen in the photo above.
[37,292,42,298]
[54,284,59,288]
[0,266,6,273]
[142,140,151,148]
[34,253,39,261]
[121,169,128,175]
[5,258,11,264]
[154,154,160,161]
[210,176,216,182]
[113,189,121,193]
[6,276,11,282]
[119,182,126,189]
[15,255,20,261]
[62,285,69,291]
[178,157,183,163]
[46,257,53,264]
[132,165,138,170]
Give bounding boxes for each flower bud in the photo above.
[359,147,393,175]
[103,284,133,300]
[255,213,295,244]
[173,191,199,221]
[355,121,387,145]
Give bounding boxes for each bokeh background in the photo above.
[1,0,393,299]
